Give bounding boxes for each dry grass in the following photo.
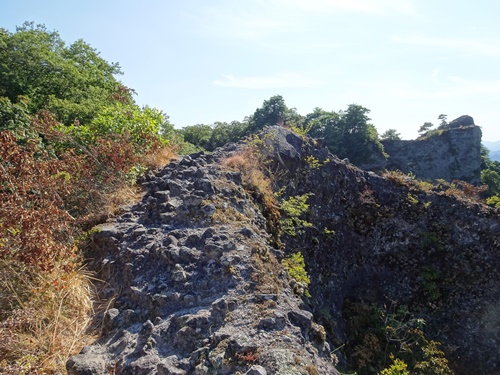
[222,147,277,210]
[0,259,95,374]
[142,145,177,170]
[0,131,178,373]
[80,144,176,229]
[222,145,282,245]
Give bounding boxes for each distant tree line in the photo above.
[180,94,387,167]
[181,101,500,206]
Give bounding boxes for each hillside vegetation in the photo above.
[0,23,187,373]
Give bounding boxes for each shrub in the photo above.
[486,195,500,207]
[0,108,176,371]
[344,301,454,375]
[379,357,409,375]
[282,252,311,297]
[279,193,314,236]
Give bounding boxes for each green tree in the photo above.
[437,114,448,129]
[300,107,339,138]
[180,120,249,151]
[0,96,32,140]
[339,104,386,165]
[301,104,386,166]
[0,22,128,125]
[247,95,289,133]
[210,120,248,150]
[480,146,500,201]
[481,169,500,196]
[381,129,402,141]
[180,124,213,150]
[418,122,434,134]
[64,102,172,152]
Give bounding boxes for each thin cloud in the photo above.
[191,3,297,41]
[392,36,500,56]
[351,76,500,100]
[213,73,322,89]
[445,76,500,95]
[277,0,416,14]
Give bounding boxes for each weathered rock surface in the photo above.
[261,127,499,374]
[68,126,499,375]
[67,146,338,374]
[381,117,482,183]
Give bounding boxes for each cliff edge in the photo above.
[382,116,482,184]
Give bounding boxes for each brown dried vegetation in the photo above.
[0,112,175,373]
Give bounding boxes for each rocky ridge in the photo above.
[67,144,338,374]
[260,127,499,374]
[68,126,499,374]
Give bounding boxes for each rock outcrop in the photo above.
[381,117,482,184]
[68,126,499,375]
[261,127,499,374]
[67,145,338,375]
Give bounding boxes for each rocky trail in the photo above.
[67,141,337,374]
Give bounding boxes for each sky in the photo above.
[1,0,500,141]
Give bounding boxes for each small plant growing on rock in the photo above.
[282,252,311,297]
[305,155,330,169]
[234,348,260,364]
[323,227,336,237]
[279,193,314,236]
[486,195,500,207]
[379,356,409,375]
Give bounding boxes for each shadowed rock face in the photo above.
[68,126,499,375]
[381,117,482,184]
[261,127,499,375]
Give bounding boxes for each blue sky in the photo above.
[1,0,499,141]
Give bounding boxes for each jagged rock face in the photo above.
[260,127,499,375]
[382,124,482,184]
[68,126,499,375]
[67,147,338,374]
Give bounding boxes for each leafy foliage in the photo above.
[379,357,409,375]
[63,102,173,152]
[481,166,500,196]
[0,22,129,125]
[180,96,387,170]
[419,122,434,134]
[181,120,248,151]
[279,193,314,236]
[381,129,402,141]
[246,95,301,133]
[282,252,311,297]
[479,146,500,204]
[0,23,180,372]
[301,104,386,166]
[486,195,500,207]
[344,301,454,375]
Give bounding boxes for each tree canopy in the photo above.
[246,95,304,133]
[381,128,402,141]
[301,104,386,166]
[0,22,129,125]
